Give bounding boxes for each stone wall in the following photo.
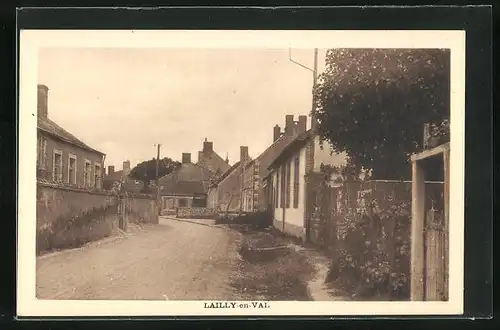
[176,207,216,219]
[125,195,160,225]
[36,181,159,255]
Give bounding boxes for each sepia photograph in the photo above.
[17,30,465,317]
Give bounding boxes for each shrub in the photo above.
[330,200,411,300]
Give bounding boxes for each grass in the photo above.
[230,226,315,301]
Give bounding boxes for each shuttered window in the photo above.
[293,155,300,208]
[52,150,63,182]
[37,135,47,169]
[285,161,291,208]
[280,165,286,208]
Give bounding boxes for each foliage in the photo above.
[330,189,411,300]
[315,48,450,180]
[129,157,181,190]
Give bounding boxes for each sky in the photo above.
[38,48,327,170]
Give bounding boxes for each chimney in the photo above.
[240,146,249,163]
[122,160,131,175]
[203,139,213,153]
[273,125,281,142]
[108,165,115,176]
[182,153,191,164]
[297,115,307,133]
[285,114,294,135]
[37,84,49,119]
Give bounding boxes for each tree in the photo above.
[129,157,181,191]
[315,48,450,180]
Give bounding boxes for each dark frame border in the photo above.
[7,5,493,324]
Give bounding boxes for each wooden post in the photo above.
[443,148,450,300]
[411,160,426,300]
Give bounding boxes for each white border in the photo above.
[17,29,465,317]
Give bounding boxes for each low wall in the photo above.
[176,207,216,219]
[125,195,160,225]
[36,181,159,255]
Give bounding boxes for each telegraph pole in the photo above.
[155,144,161,214]
[288,48,319,129]
[155,143,161,185]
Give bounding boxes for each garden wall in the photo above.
[36,181,159,255]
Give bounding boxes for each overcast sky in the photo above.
[38,48,327,170]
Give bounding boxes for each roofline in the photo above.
[267,129,314,171]
[209,161,241,188]
[38,126,106,156]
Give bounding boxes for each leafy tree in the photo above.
[129,157,181,191]
[315,48,450,180]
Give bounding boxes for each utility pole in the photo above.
[288,48,319,129]
[155,144,161,214]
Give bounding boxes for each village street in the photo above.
[36,218,243,300]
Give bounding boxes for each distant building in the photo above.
[103,161,144,193]
[36,84,105,189]
[207,114,309,213]
[207,146,251,212]
[158,152,215,215]
[197,138,231,175]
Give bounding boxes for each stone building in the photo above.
[103,161,144,193]
[240,114,307,212]
[196,138,231,175]
[36,84,105,189]
[207,146,251,212]
[158,152,215,215]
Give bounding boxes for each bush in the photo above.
[330,201,411,300]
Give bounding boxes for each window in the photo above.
[285,161,291,208]
[68,154,77,185]
[94,163,102,189]
[52,149,63,182]
[274,172,279,206]
[293,155,300,208]
[178,198,188,207]
[84,160,92,187]
[280,165,286,208]
[37,135,47,169]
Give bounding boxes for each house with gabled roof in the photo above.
[266,121,346,241]
[158,152,216,215]
[36,84,106,189]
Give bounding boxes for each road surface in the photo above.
[36,217,242,300]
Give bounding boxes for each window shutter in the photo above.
[293,155,300,208]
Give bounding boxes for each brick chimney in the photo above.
[284,114,295,135]
[240,146,249,163]
[273,124,281,142]
[108,165,115,176]
[122,160,131,175]
[37,84,49,120]
[203,138,213,153]
[297,115,307,133]
[182,153,191,164]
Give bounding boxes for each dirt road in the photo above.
[36,217,242,300]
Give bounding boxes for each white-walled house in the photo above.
[266,129,346,241]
